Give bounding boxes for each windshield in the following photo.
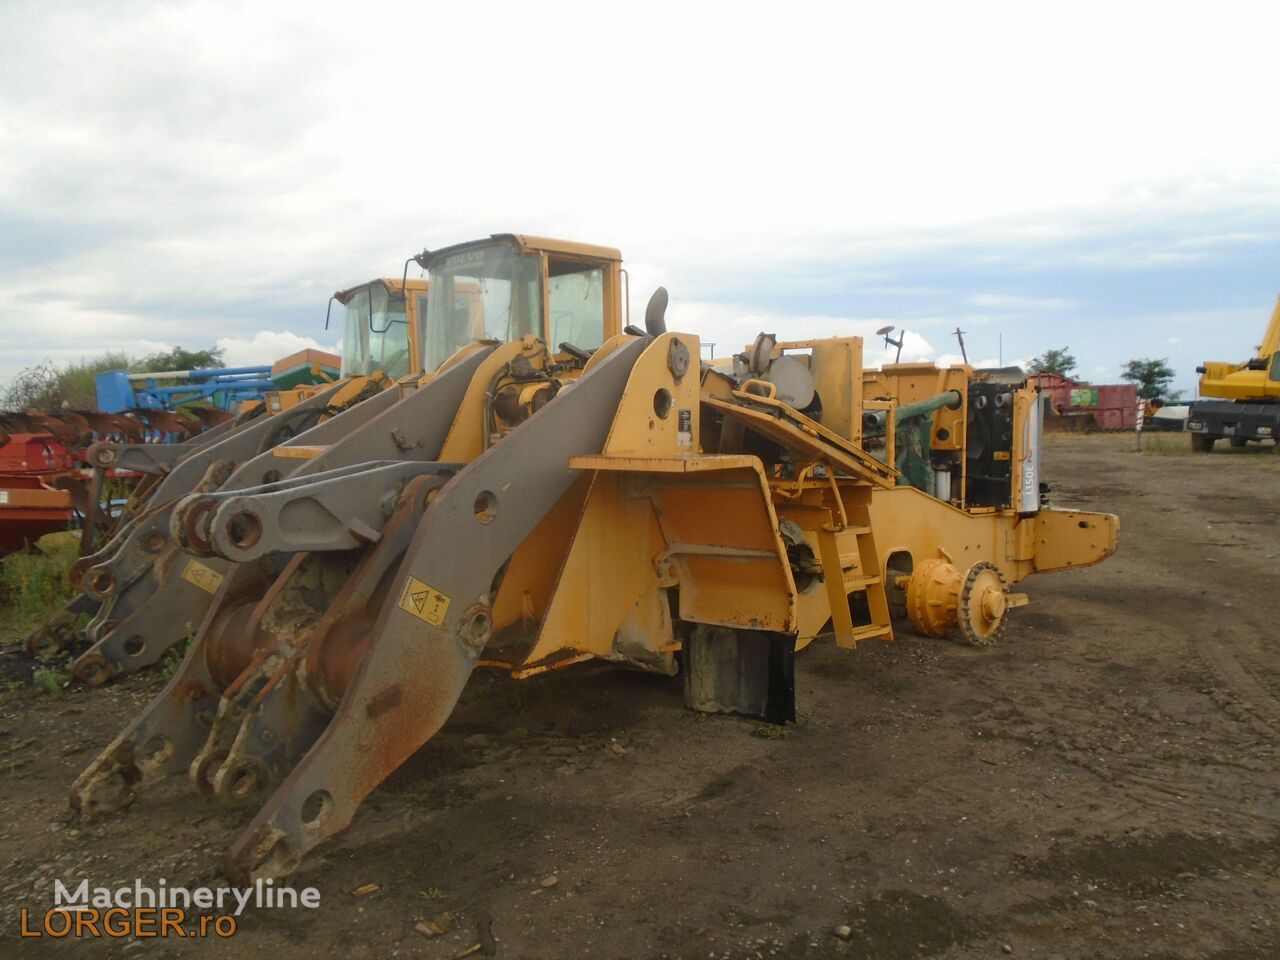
[339,284,411,379]
[425,243,543,372]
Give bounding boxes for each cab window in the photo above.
[548,261,605,352]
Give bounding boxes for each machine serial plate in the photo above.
[398,575,451,626]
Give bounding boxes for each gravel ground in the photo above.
[1,431,1278,959]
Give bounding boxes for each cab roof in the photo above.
[426,234,622,265]
[333,277,428,304]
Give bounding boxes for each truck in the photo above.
[1187,295,1280,451]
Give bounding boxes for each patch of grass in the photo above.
[0,531,78,643]
[1140,434,1192,456]
[157,634,194,682]
[31,665,69,697]
[1141,433,1280,457]
[751,723,790,740]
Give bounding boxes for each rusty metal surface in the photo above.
[67,380,409,681]
[220,338,646,880]
[204,461,461,561]
[171,460,413,553]
[74,385,351,603]
[71,349,494,685]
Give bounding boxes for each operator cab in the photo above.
[330,279,428,381]
[422,234,624,372]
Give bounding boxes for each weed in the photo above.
[158,635,194,681]
[752,723,790,740]
[0,532,77,644]
[32,666,68,697]
[1140,434,1191,456]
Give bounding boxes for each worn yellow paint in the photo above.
[273,445,328,460]
[438,339,544,462]
[599,332,702,457]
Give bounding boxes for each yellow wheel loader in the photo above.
[71,234,1118,882]
[263,276,429,413]
[28,275,428,667]
[60,247,558,680]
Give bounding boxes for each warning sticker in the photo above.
[182,559,225,594]
[398,575,451,626]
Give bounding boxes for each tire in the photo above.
[1190,433,1215,453]
[1230,437,1248,449]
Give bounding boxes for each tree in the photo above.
[1027,347,1077,378]
[1,346,223,412]
[1122,357,1178,402]
[0,362,60,412]
[1,352,134,411]
[139,346,224,373]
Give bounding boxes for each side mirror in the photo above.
[644,287,669,337]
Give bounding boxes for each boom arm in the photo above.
[1197,295,1280,402]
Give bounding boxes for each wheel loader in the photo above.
[23,274,431,665]
[1187,294,1280,450]
[263,276,429,413]
[70,233,1118,883]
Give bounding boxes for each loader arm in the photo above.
[70,349,495,685]
[225,337,646,880]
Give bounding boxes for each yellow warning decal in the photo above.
[182,558,225,594]
[398,575,451,626]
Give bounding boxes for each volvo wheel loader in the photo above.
[71,234,1118,883]
[24,275,430,665]
[1187,294,1280,450]
[53,254,541,677]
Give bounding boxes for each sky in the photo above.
[1,1,1278,399]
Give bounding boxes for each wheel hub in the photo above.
[902,558,1025,645]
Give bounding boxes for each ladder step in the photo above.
[843,575,881,589]
[851,624,893,641]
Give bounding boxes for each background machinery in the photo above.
[1,401,232,561]
[1188,294,1280,450]
[70,234,1118,883]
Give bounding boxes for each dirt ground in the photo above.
[1,432,1278,959]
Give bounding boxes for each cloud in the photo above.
[1,0,1279,406]
[216,331,339,368]
[970,293,1075,311]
